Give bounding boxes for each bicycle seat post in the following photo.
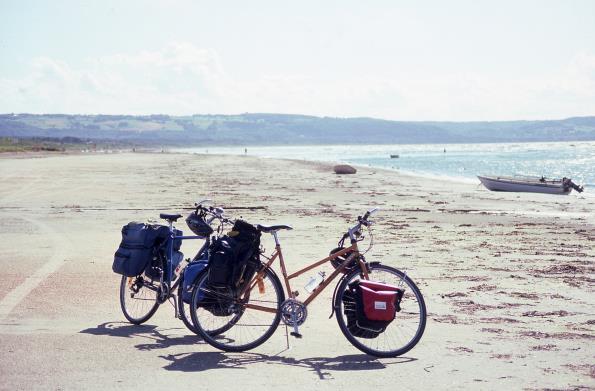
[272,231,281,247]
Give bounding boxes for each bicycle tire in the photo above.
[177,273,199,335]
[335,264,426,357]
[119,274,160,324]
[178,269,240,336]
[190,266,285,352]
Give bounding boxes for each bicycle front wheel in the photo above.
[178,275,199,335]
[179,269,241,337]
[119,274,160,324]
[190,266,285,352]
[335,264,427,357]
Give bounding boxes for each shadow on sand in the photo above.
[159,351,416,379]
[80,321,204,351]
[81,322,417,379]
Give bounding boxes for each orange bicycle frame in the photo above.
[240,240,369,313]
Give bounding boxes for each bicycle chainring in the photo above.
[280,298,308,327]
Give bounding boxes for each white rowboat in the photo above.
[477,175,583,195]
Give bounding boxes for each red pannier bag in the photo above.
[359,281,403,321]
[342,280,404,339]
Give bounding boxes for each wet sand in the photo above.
[0,152,593,390]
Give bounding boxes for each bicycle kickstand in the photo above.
[168,294,179,319]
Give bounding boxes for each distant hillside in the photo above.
[0,113,593,145]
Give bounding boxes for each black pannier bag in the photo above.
[342,280,404,339]
[207,219,261,288]
[112,222,182,277]
[236,252,261,289]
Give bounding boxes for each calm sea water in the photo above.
[179,141,595,191]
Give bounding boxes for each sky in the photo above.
[1,0,594,121]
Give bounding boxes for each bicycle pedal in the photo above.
[290,332,302,339]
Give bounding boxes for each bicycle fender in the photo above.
[329,275,347,319]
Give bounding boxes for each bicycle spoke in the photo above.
[119,275,160,324]
[335,264,426,357]
[190,266,284,352]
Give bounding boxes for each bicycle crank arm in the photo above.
[290,311,302,338]
[290,320,302,338]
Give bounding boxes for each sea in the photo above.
[179,141,595,192]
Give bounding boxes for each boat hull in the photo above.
[477,176,572,195]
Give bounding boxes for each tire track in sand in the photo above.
[0,215,73,325]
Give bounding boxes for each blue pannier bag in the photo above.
[182,260,208,304]
[112,222,161,277]
[113,222,183,278]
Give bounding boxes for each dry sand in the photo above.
[0,152,593,390]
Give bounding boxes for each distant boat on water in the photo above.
[477,175,584,195]
[390,154,399,158]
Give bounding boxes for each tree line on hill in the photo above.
[0,113,593,146]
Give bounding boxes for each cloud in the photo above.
[0,43,229,114]
[0,42,594,120]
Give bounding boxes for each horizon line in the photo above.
[2,112,594,124]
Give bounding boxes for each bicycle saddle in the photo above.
[256,224,293,233]
[159,213,182,222]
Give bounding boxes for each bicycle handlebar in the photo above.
[338,207,379,245]
[191,202,235,231]
[194,203,377,245]
[195,199,213,207]
[358,207,379,226]
[363,207,379,220]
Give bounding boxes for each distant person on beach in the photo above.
[244,148,247,155]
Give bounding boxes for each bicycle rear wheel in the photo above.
[335,264,426,357]
[119,274,160,324]
[190,266,284,352]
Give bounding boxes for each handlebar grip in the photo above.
[362,208,379,221]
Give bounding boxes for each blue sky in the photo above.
[1,0,594,120]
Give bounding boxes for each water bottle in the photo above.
[304,271,325,293]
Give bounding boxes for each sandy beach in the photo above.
[0,151,593,390]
